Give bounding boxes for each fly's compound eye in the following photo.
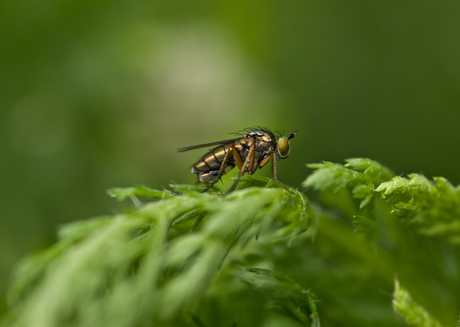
[277,137,291,159]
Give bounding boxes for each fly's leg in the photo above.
[227,143,256,194]
[232,147,244,169]
[200,172,222,193]
[271,154,295,195]
[258,152,272,168]
[200,145,234,193]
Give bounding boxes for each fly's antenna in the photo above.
[288,129,298,140]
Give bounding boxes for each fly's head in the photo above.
[276,130,296,159]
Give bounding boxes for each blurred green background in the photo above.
[2,0,460,316]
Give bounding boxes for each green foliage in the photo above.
[303,158,460,326]
[234,268,320,327]
[304,158,460,242]
[393,278,445,327]
[305,158,394,209]
[3,177,314,327]
[107,185,175,201]
[3,161,460,326]
[376,175,460,243]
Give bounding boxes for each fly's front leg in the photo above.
[258,152,273,168]
[201,146,234,193]
[271,154,295,195]
[227,143,256,194]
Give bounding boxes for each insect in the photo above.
[177,127,297,194]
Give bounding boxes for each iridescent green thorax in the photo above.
[244,127,276,139]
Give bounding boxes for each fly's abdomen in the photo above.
[193,144,231,171]
[192,144,235,182]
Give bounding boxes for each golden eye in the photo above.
[277,137,290,158]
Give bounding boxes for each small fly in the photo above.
[177,127,297,194]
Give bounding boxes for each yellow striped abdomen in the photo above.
[191,144,236,182]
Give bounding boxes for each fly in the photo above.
[177,127,297,194]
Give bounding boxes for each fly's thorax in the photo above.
[255,133,276,154]
[257,140,275,154]
[232,133,273,174]
[237,137,253,147]
[241,131,275,150]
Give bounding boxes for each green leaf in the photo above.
[304,161,360,193]
[4,183,313,327]
[304,159,393,210]
[375,174,460,242]
[5,160,460,327]
[345,158,394,185]
[393,278,444,327]
[107,185,175,200]
[234,268,320,327]
[352,215,374,233]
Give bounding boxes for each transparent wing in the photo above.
[177,138,241,152]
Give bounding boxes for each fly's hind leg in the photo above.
[199,164,234,193]
[200,146,234,193]
[199,170,221,192]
